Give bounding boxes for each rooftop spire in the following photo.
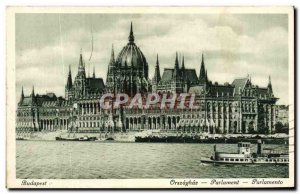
[109,44,115,65]
[107,44,115,76]
[79,49,84,69]
[19,86,24,104]
[77,50,86,79]
[175,52,179,69]
[181,55,186,80]
[128,22,135,43]
[181,55,185,70]
[66,65,73,89]
[31,86,35,97]
[268,75,272,86]
[93,66,95,78]
[267,75,273,96]
[21,86,24,98]
[153,54,161,83]
[174,52,180,78]
[199,52,206,82]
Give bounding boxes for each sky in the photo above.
[15,13,289,105]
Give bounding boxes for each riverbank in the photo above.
[16,130,289,144]
[135,135,288,144]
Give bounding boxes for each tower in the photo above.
[181,55,185,78]
[267,75,273,97]
[199,53,207,84]
[106,45,115,93]
[19,86,24,105]
[174,52,180,79]
[65,65,73,100]
[73,51,87,98]
[181,55,189,92]
[152,54,161,92]
[171,52,183,93]
[31,86,35,101]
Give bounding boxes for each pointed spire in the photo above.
[107,44,115,76]
[21,86,24,98]
[66,65,73,89]
[128,22,135,43]
[205,70,208,82]
[31,86,35,97]
[153,54,161,83]
[19,86,24,104]
[109,44,115,66]
[181,55,185,70]
[78,49,84,70]
[180,55,186,81]
[93,66,95,78]
[174,52,180,78]
[199,53,206,83]
[175,52,179,69]
[267,75,273,96]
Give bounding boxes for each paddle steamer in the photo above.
[201,140,289,165]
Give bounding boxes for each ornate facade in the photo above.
[16,23,279,134]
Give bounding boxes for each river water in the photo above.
[16,141,289,179]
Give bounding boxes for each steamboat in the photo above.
[201,140,289,165]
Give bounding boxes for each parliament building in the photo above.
[16,23,280,134]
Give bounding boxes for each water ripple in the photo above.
[16,141,289,179]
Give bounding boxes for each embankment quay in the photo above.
[16,130,289,144]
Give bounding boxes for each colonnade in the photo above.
[39,119,69,131]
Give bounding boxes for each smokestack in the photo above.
[257,139,262,155]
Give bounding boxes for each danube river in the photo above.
[16,141,289,179]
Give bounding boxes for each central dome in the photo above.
[115,22,148,70]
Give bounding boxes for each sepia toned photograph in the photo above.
[6,6,295,188]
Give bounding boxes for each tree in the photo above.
[257,122,268,134]
[275,122,284,131]
[248,121,256,134]
[275,122,289,134]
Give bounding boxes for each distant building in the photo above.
[16,23,282,134]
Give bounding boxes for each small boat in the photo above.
[105,137,114,141]
[78,136,96,141]
[55,136,79,141]
[201,140,289,165]
[78,136,90,141]
[56,135,96,141]
[16,137,27,141]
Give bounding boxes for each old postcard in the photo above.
[6,6,295,189]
